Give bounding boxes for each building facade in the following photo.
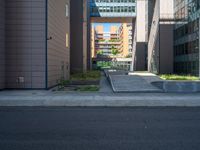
[0,0,70,90]
[91,24,133,58]
[92,25,121,57]
[118,23,133,57]
[70,0,91,73]
[90,0,136,17]
[147,0,174,74]
[174,0,200,76]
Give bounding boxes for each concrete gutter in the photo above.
[0,92,200,107]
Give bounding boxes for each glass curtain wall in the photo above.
[174,0,200,76]
[90,0,136,17]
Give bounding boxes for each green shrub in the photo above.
[58,79,70,89]
[76,85,100,92]
[71,70,101,81]
[159,74,199,81]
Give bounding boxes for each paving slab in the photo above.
[109,75,163,93]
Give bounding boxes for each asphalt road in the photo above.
[0,107,200,150]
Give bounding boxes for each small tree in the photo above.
[96,50,104,58]
[111,46,119,56]
[97,50,103,55]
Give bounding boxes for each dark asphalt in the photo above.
[0,107,200,150]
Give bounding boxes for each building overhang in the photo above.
[90,17,136,23]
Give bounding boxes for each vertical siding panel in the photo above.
[47,0,70,88]
[5,0,46,89]
[0,0,5,89]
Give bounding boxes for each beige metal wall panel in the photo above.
[47,0,70,88]
[0,0,5,90]
[5,0,46,89]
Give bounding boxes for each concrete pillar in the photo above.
[199,18,200,77]
[133,0,148,71]
[70,0,84,73]
[70,0,89,73]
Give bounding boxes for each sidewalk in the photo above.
[0,90,200,107]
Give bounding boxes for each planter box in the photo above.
[69,80,100,85]
[152,81,200,93]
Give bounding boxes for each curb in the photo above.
[0,95,200,107]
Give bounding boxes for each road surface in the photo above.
[0,107,200,150]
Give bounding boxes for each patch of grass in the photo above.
[71,70,101,81]
[159,74,199,81]
[57,79,70,89]
[76,85,100,92]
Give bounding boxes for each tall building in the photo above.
[92,25,121,57]
[174,0,200,76]
[132,0,174,73]
[1,0,199,90]
[0,0,70,90]
[147,0,174,74]
[91,24,133,58]
[118,23,133,57]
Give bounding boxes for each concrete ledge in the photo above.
[152,81,200,93]
[1,94,200,107]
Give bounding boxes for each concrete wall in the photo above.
[70,0,91,73]
[70,0,90,73]
[145,0,155,40]
[47,0,70,88]
[0,0,5,90]
[70,0,83,73]
[132,0,148,71]
[136,0,147,43]
[159,24,174,74]
[5,0,46,89]
[160,0,174,19]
